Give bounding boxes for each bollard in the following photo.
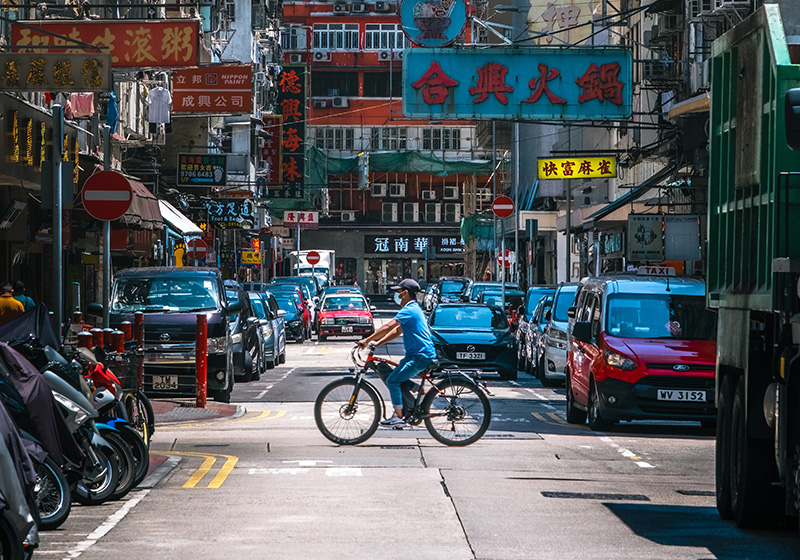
[111,330,125,353]
[196,314,207,408]
[120,321,132,340]
[72,311,83,325]
[77,332,93,349]
[102,328,114,349]
[90,328,103,348]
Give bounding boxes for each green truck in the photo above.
[709,4,800,528]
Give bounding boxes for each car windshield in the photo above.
[552,286,578,322]
[111,275,219,312]
[322,296,367,311]
[606,294,716,340]
[431,306,508,330]
[441,281,467,296]
[482,293,524,311]
[247,294,269,320]
[525,289,552,314]
[273,276,318,295]
[274,295,298,314]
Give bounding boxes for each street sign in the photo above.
[492,196,514,219]
[81,171,132,221]
[186,238,208,261]
[306,250,321,265]
[497,250,515,268]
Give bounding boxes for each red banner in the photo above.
[12,20,199,67]
[173,65,252,113]
[260,114,283,188]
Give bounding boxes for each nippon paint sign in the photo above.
[403,47,632,121]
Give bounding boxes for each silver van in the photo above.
[539,283,578,386]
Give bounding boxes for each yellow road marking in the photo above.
[152,450,240,489]
[159,409,287,429]
[531,412,567,425]
[531,412,549,422]
[208,455,238,488]
[547,412,566,424]
[183,455,216,488]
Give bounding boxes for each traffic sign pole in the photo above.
[103,125,111,328]
[53,105,64,333]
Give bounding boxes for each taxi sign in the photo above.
[637,266,676,276]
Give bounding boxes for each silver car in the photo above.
[524,294,553,377]
[539,283,578,386]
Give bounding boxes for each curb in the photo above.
[154,404,247,427]
[139,455,181,489]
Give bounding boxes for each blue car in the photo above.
[273,291,306,343]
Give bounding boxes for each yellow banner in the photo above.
[241,251,261,264]
[537,156,617,180]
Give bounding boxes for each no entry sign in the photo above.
[497,250,515,268]
[186,238,208,261]
[492,196,514,219]
[82,171,132,221]
[306,251,321,265]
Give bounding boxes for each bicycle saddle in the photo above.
[421,360,439,376]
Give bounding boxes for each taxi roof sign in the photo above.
[637,266,676,277]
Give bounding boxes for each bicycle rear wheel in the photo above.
[121,389,155,448]
[314,378,381,445]
[423,378,491,446]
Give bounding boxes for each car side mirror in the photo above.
[370,305,377,311]
[226,301,242,316]
[259,318,269,326]
[87,302,104,317]
[277,309,287,318]
[313,297,320,306]
[567,306,577,319]
[572,321,592,343]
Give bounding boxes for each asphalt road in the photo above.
[35,317,800,559]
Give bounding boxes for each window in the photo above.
[363,72,402,97]
[422,128,461,150]
[313,23,359,50]
[281,26,306,50]
[364,24,405,50]
[370,127,407,151]
[310,71,358,97]
[314,128,355,150]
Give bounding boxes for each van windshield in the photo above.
[552,286,577,322]
[606,294,716,340]
[111,276,220,313]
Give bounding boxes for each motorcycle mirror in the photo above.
[86,302,104,317]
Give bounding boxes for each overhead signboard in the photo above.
[193,198,254,229]
[269,64,306,199]
[283,211,318,229]
[365,235,463,255]
[538,156,617,179]
[177,154,227,187]
[173,65,252,113]
[399,0,467,47]
[403,47,632,121]
[0,53,112,92]
[664,214,701,261]
[241,251,260,265]
[627,214,663,262]
[12,20,200,67]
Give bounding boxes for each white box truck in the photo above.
[288,250,336,287]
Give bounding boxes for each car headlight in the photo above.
[230,333,242,344]
[207,336,227,353]
[322,318,335,325]
[604,349,638,371]
[262,324,273,336]
[548,339,567,350]
[289,320,302,327]
[358,316,371,324]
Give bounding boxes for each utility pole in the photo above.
[492,120,498,280]
[52,105,64,333]
[513,121,520,285]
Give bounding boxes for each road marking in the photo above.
[305,346,332,354]
[326,468,362,476]
[284,460,332,466]
[531,412,566,424]
[152,450,239,488]
[600,437,654,468]
[249,468,310,475]
[62,489,149,558]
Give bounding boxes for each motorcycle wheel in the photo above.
[0,511,24,560]
[99,430,135,501]
[34,456,71,530]
[117,425,150,488]
[75,446,120,505]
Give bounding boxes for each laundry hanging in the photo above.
[146,85,172,124]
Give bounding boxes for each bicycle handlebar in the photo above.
[351,344,375,368]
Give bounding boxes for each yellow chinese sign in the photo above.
[0,53,112,92]
[241,251,261,264]
[537,156,617,180]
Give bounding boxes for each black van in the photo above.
[91,267,240,402]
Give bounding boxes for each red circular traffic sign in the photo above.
[81,171,132,221]
[492,196,514,218]
[497,250,515,268]
[186,238,208,260]
[306,250,321,265]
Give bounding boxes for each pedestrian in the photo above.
[13,281,34,311]
[0,282,24,324]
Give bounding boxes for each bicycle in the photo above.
[314,346,491,447]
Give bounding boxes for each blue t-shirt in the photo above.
[394,301,437,359]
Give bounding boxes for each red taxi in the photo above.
[318,294,375,341]
[565,267,717,431]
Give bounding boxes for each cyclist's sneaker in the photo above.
[379,413,407,429]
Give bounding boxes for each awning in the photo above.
[158,200,202,237]
[113,180,163,230]
[582,165,676,227]
[667,92,710,120]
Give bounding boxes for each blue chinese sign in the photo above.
[191,197,254,229]
[403,47,632,120]
[399,0,467,47]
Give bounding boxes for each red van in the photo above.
[565,268,717,430]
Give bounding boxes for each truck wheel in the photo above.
[715,373,734,519]
[730,375,782,527]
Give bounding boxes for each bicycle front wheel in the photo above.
[314,378,381,445]
[423,379,491,446]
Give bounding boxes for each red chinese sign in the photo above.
[260,114,283,189]
[270,64,306,199]
[173,65,252,113]
[12,20,199,67]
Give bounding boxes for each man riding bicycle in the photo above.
[357,278,436,428]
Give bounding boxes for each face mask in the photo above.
[393,292,402,306]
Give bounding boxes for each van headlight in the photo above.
[604,349,638,371]
[207,337,227,354]
[230,333,242,344]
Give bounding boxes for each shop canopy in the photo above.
[158,199,202,237]
[114,180,163,230]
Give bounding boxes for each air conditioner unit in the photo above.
[313,99,329,109]
[372,183,387,197]
[476,188,491,202]
[289,54,303,63]
[333,1,349,13]
[351,2,367,12]
[422,190,436,201]
[403,202,419,223]
[394,50,404,60]
[443,186,459,200]
[382,202,398,222]
[331,96,349,108]
[388,183,406,197]
[375,0,390,11]
[341,211,357,222]
[444,203,461,223]
[313,50,331,62]
[643,60,672,81]
[424,202,441,223]
[378,50,392,61]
